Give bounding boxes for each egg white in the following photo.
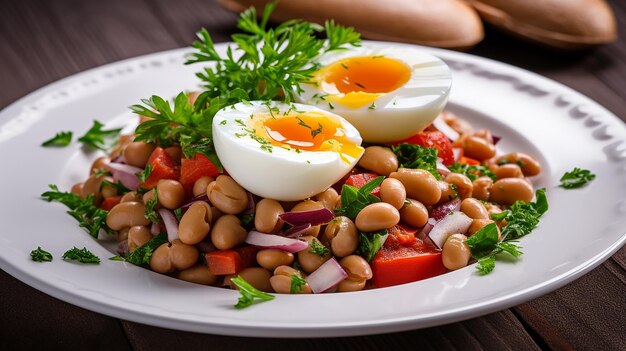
[212,102,363,201]
[297,44,452,143]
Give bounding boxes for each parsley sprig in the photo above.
[559,167,595,189]
[62,247,101,264]
[186,3,360,103]
[231,275,275,309]
[78,120,122,150]
[309,239,330,257]
[335,176,384,220]
[30,247,53,262]
[358,229,388,262]
[467,188,548,274]
[390,144,440,180]
[41,185,111,238]
[124,233,168,265]
[41,131,72,147]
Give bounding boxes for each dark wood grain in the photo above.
[1,0,625,350]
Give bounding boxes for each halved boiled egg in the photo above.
[212,102,364,201]
[297,45,452,143]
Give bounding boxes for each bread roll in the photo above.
[218,0,484,50]
[466,0,617,49]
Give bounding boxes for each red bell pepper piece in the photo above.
[371,225,446,288]
[140,147,180,189]
[180,153,220,195]
[205,250,242,276]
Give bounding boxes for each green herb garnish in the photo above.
[559,167,595,189]
[77,120,122,150]
[174,208,183,221]
[100,179,130,195]
[41,131,72,147]
[467,188,548,274]
[231,275,275,309]
[309,239,330,256]
[30,247,53,262]
[135,164,153,183]
[335,176,384,220]
[62,247,100,264]
[41,184,111,238]
[125,233,168,266]
[290,274,307,294]
[144,188,159,223]
[109,255,126,261]
[358,229,388,262]
[390,144,440,180]
[448,162,497,182]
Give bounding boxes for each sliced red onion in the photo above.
[116,240,129,256]
[437,159,450,177]
[306,258,348,294]
[111,154,126,164]
[432,114,460,142]
[452,148,462,162]
[158,208,179,242]
[181,194,209,209]
[428,211,472,249]
[430,198,461,221]
[279,208,334,226]
[245,231,308,253]
[492,134,501,145]
[150,221,161,235]
[418,217,438,239]
[283,223,312,238]
[104,162,142,190]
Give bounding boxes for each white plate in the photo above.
[0,42,625,337]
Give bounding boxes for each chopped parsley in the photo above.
[144,188,160,223]
[135,164,153,183]
[448,162,497,182]
[77,120,122,151]
[41,184,111,238]
[62,247,100,264]
[335,176,384,220]
[174,208,183,221]
[41,131,72,147]
[309,239,330,256]
[290,274,307,294]
[30,247,53,262]
[125,233,168,265]
[468,188,548,274]
[231,275,275,309]
[358,229,388,262]
[368,102,376,110]
[390,144,440,180]
[559,167,595,189]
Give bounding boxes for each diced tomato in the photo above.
[140,147,180,189]
[390,131,455,166]
[371,228,446,288]
[344,173,381,197]
[233,245,258,269]
[205,250,242,275]
[180,153,221,195]
[100,196,121,211]
[388,224,419,246]
[458,156,480,165]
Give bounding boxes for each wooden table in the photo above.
[1,1,625,349]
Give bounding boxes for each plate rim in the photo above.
[1,41,625,337]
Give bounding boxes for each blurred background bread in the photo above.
[466,0,617,49]
[218,0,484,50]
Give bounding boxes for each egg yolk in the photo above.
[252,111,363,164]
[315,56,411,108]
